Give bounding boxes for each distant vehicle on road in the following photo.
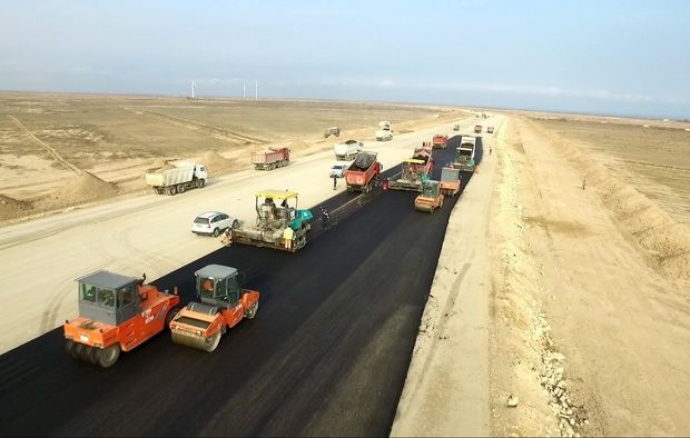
[487,126,494,134]
[145,161,208,196]
[334,139,363,160]
[330,164,348,178]
[324,126,341,138]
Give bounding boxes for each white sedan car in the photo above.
[191,211,240,237]
[330,164,348,178]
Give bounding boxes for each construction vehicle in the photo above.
[169,264,259,353]
[63,270,181,368]
[324,126,341,138]
[229,189,313,252]
[454,136,476,172]
[344,151,383,193]
[145,161,208,196]
[415,143,433,156]
[474,124,483,134]
[388,147,434,192]
[432,134,449,149]
[439,165,461,197]
[375,121,393,141]
[251,147,290,170]
[414,180,444,213]
[334,139,363,160]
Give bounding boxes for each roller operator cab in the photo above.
[63,270,181,368]
[169,264,260,353]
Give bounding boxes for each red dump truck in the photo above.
[344,151,382,193]
[432,134,449,149]
[251,147,290,170]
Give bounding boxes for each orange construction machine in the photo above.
[64,270,181,368]
[169,264,260,353]
[389,146,434,192]
[414,180,445,213]
[439,165,461,197]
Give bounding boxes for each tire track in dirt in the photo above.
[8,116,80,174]
[121,107,269,144]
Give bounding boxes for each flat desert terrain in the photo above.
[0,92,459,222]
[2,92,690,437]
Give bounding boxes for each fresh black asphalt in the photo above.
[0,135,482,437]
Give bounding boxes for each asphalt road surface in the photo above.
[0,136,482,437]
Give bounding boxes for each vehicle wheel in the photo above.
[198,179,206,188]
[177,184,186,194]
[98,344,121,368]
[231,220,240,230]
[65,339,75,356]
[245,301,259,319]
[204,332,221,353]
[165,306,181,329]
[87,346,102,365]
[79,344,93,362]
[168,186,177,196]
[213,228,220,237]
[72,342,86,360]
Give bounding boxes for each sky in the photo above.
[1,0,689,119]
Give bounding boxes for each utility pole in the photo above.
[255,80,258,101]
[243,81,246,100]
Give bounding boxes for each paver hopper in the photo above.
[230,190,313,252]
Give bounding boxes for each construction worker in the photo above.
[202,279,214,298]
[489,146,493,155]
[222,227,233,246]
[582,177,587,190]
[320,207,330,230]
[283,226,295,251]
[332,174,338,190]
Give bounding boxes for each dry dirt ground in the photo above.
[0,92,465,222]
[2,92,690,437]
[486,115,690,437]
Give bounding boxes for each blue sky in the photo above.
[1,0,689,118]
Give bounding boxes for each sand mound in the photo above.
[197,150,238,176]
[0,194,33,221]
[285,139,311,151]
[147,158,171,171]
[50,170,120,205]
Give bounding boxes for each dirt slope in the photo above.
[490,117,690,437]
